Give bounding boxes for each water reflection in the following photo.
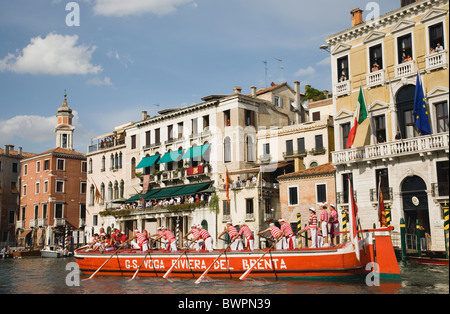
[0,258,447,294]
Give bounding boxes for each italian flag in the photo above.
[347,86,369,149]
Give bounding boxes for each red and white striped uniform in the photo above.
[191,228,201,239]
[199,228,211,240]
[329,209,338,224]
[270,225,283,239]
[280,223,294,236]
[309,214,318,229]
[320,209,329,222]
[227,225,238,239]
[136,232,148,245]
[162,230,176,242]
[238,225,253,239]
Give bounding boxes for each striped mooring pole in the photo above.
[297,213,302,248]
[341,208,347,243]
[443,202,449,259]
[400,218,407,263]
[385,203,391,227]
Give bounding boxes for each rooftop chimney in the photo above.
[141,111,148,121]
[251,86,257,98]
[234,86,242,94]
[351,8,364,27]
[294,81,306,124]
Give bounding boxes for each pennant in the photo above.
[413,72,432,135]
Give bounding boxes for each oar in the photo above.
[195,239,236,284]
[239,239,279,281]
[84,243,125,280]
[129,247,153,281]
[162,241,196,279]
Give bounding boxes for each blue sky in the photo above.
[0,0,400,153]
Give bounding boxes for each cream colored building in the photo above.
[325,0,449,252]
[84,82,307,247]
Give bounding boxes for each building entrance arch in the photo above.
[401,175,430,250]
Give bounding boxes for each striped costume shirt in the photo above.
[238,225,253,239]
[329,210,338,224]
[191,228,200,239]
[199,229,211,240]
[320,210,328,222]
[309,214,318,229]
[227,225,238,239]
[270,226,283,238]
[162,230,175,241]
[136,232,148,245]
[281,223,294,237]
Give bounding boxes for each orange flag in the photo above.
[225,167,231,204]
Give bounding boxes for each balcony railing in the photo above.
[332,133,449,165]
[54,218,66,227]
[334,80,351,98]
[366,69,385,89]
[425,50,448,73]
[394,60,415,78]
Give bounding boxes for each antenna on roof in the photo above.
[263,61,268,88]
[275,58,284,83]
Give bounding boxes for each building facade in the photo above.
[325,0,449,252]
[85,82,307,248]
[17,95,87,248]
[0,146,36,247]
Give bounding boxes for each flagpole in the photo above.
[360,76,375,144]
[386,68,402,138]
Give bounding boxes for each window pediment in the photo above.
[363,31,386,44]
[390,20,415,34]
[331,43,352,55]
[420,8,448,23]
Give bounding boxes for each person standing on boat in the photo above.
[197,225,214,252]
[279,218,296,250]
[219,222,243,251]
[258,222,284,250]
[238,222,254,251]
[328,204,340,246]
[298,208,318,248]
[319,204,329,247]
[155,226,178,252]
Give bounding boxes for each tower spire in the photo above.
[55,91,75,150]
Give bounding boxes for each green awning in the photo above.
[125,182,213,203]
[157,150,183,164]
[181,144,211,160]
[176,182,211,196]
[151,186,185,199]
[135,155,160,169]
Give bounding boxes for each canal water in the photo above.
[0,257,448,295]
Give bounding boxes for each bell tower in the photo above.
[55,91,75,150]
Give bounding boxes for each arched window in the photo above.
[88,158,93,173]
[396,85,417,139]
[114,181,119,200]
[101,155,106,172]
[89,185,95,206]
[100,183,105,205]
[119,152,123,169]
[110,154,114,170]
[120,180,124,199]
[224,137,231,163]
[108,182,113,201]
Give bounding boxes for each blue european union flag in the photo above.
[413,72,431,135]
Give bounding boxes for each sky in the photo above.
[0,0,400,154]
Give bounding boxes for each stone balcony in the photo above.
[425,50,448,73]
[332,132,449,166]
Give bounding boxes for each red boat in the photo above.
[74,227,401,280]
[408,256,449,266]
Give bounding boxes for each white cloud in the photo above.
[316,56,331,67]
[91,0,195,17]
[86,76,113,86]
[0,33,102,75]
[0,115,56,144]
[294,66,316,77]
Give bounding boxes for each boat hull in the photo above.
[75,231,401,280]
